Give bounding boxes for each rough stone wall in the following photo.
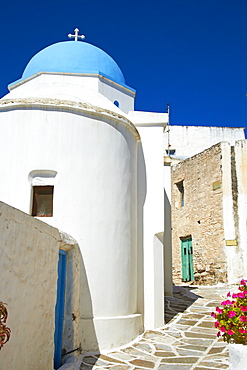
[0,202,61,370]
[171,143,227,285]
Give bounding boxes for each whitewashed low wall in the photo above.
[229,343,247,370]
[0,202,61,370]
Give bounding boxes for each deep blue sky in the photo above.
[1,0,247,128]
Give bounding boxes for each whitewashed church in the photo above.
[0,29,170,369]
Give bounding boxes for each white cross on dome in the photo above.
[68,28,85,41]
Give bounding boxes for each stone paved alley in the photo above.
[77,284,234,370]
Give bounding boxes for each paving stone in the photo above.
[162,331,182,339]
[176,319,198,326]
[172,324,191,330]
[197,321,215,328]
[197,361,228,368]
[79,285,232,370]
[206,302,221,307]
[129,359,155,368]
[105,365,132,370]
[133,342,154,353]
[176,344,208,352]
[158,365,191,370]
[160,327,180,333]
[98,355,125,364]
[189,309,212,314]
[207,346,225,354]
[204,353,229,361]
[154,351,176,357]
[187,328,217,336]
[193,368,221,370]
[122,347,156,361]
[109,351,135,361]
[182,314,204,319]
[176,348,203,356]
[173,338,213,346]
[133,368,156,370]
[142,330,163,337]
[94,359,110,367]
[142,332,176,345]
[213,342,228,348]
[154,343,174,351]
[184,331,215,339]
[160,356,199,364]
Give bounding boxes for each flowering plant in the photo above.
[211,279,247,344]
[0,301,11,350]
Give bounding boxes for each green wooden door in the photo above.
[181,238,194,282]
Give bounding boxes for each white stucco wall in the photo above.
[163,164,173,296]
[0,84,143,351]
[0,69,173,351]
[234,140,247,279]
[139,124,164,329]
[221,142,238,283]
[164,125,245,159]
[0,202,60,370]
[129,111,168,329]
[8,73,135,115]
[222,140,247,283]
[98,77,135,113]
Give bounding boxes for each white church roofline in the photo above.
[8,71,136,96]
[128,110,168,127]
[0,97,141,141]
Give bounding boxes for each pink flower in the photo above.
[238,292,245,298]
[216,307,223,314]
[221,300,232,306]
[211,312,216,318]
[227,330,234,335]
[220,326,226,332]
[240,279,247,285]
[240,306,247,312]
[214,321,220,328]
[228,311,237,318]
[239,329,247,334]
[240,316,247,322]
[227,292,231,297]
[217,331,221,337]
[232,293,238,298]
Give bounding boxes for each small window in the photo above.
[165,149,176,155]
[114,100,120,107]
[176,180,184,207]
[32,186,54,217]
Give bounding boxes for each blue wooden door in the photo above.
[54,249,67,369]
[181,238,194,282]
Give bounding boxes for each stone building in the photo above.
[171,140,247,285]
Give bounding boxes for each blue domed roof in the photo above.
[20,41,125,85]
